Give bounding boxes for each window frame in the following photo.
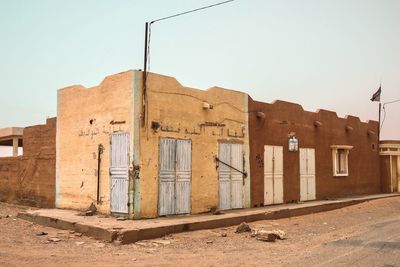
[331,145,353,177]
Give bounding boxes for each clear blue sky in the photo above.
[0,0,399,139]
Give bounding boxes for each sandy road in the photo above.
[1,196,399,267]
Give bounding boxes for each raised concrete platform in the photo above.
[18,193,400,244]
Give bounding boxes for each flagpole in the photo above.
[378,102,381,141]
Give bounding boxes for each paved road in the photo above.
[1,197,400,266]
[302,217,400,267]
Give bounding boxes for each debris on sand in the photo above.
[152,239,171,245]
[36,231,48,236]
[78,203,97,216]
[236,222,251,233]
[251,229,286,242]
[48,237,61,243]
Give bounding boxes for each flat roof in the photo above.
[0,127,24,146]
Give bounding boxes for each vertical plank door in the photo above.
[158,138,176,216]
[110,133,130,213]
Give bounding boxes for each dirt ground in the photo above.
[1,197,400,267]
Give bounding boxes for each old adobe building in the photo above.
[56,70,250,218]
[53,70,384,218]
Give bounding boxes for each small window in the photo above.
[331,145,353,177]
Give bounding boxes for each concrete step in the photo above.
[17,193,400,244]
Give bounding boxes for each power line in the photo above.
[145,0,236,75]
[150,0,235,24]
[383,99,400,105]
[380,98,400,131]
[142,0,236,132]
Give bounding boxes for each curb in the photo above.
[18,194,399,244]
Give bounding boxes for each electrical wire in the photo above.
[380,98,400,131]
[149,0,235,24]
[148,89,247,113]
[143,0,236,133]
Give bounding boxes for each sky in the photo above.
[0,0,399,140]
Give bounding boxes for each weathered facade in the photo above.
[139,73,250,218]
[379,140,400,193]
[248,98,381,207]
[56,71,133,214]
[0,118,56,207]
[55,69,388,218]
[56,70,250,218]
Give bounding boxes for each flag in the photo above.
[370,86,381,102]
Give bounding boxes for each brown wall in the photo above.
[0,118,56,207]
[380,155,391,193]
[248,98,380,207]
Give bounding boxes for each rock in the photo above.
[78,203,97,216]
[236,222,251,233]
[152,239,171,245]
[221,232,227,237]
[206,240,213,244]
[257,233,278,242]
[75,241,85,246]
[116,217,126,221]
[252,229,286,242]
[6,215,11,218]
[74,233,83,237]
[36,231,48,236]
[48,237,61,242]
[69,231,75,234]
[213,210,224,215]
[113,240,122,246]
[95,242,106,248]
[135,241,147,246]
[132,258,137,261]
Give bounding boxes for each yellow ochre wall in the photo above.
[138,72,250,218]
[56,71,133,213]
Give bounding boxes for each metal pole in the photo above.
[378,102,381,140]
[143,22,149,88]
[97,144,104,204]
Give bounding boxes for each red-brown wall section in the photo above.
[0,118,56,207]
[248,98,380,207]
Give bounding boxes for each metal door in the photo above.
[299,148,316,201]
[264,145,284,205]
[218,143,244,210]
[158,138,192,216]
[110,133,129,213]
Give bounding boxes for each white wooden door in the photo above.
[230,143,243,209]
[110,133,129,213]
[159,138,176,216]
[218,143,243,210]
[175,139,192,214]
[299,148,316,201]
[264,145,284,205]
[158,138,192,216]
[219,143,231,210]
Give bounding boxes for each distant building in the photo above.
[379,140,400,193]
[0,119,56,207]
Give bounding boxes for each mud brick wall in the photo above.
[0,118,56,207]
[248,98,380,207]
